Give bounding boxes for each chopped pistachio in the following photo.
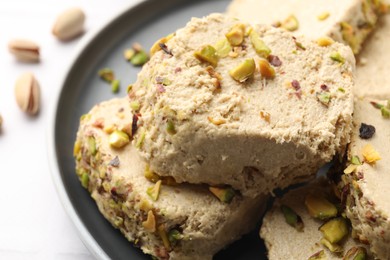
[258,59,276,79]
[214,38,232,58]
[142,210,156,232]
[362,143,381,163]
[381,106,390,118]
[126,84,133,94]
[146,180,162,201]
[194,45,218,67]
[73,140,81,157]
[229,58,256,82]
[330,52,345,63]
[317,92,331,106]
[123,49,135,61]
[319,217,349,244]
[338,87,346,93]
[281,205,304,232]
[295,41,306,50]
[208,116,226,125]
[317,37,334,47]
[305,193,338,220]
[109,130,130,148]
[81,172,89,189]
[113,216,124,227]
[87,136,97,156]
[98,68,114,82]
[344,246,367,260]
[317,12,330,21]
[320,238,343,253]
[168,229,182,245]
[131,50,149,66]
[158,224,171,250]
[351,155,362,165]
[308,250,326,260]
[281,15,299,31]
[209,186,235,203]
[135,129,146,148]
[249,30,271,58]
[166,120,176,135]
[340,22,358,55]
[111,79,120,93]
[144,164,160,183]
[150,33,174,56]
[225,23,246,46]
[103,124,116,134]
[130,101,140,111]
[162,78,171,86]
[344,164,358,174]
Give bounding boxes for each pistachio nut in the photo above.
[14,72,40,116]
[209,186,235,203]
[52,7,85,41]
[229,58,256,82]
[8,39,40,63]
[305,193,337,219]
[344,246,367,260]
[258,59,276,79]
[194,45,218,67]
[281,205,304,231]
[319,217,349,244]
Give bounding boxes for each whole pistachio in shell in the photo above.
[14,72,40,116]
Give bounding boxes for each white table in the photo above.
[0,1,136,259]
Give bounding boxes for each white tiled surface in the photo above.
[0,1,136,259]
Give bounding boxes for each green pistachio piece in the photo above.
[158,224,171,251]
[162,78,171,86]
[166,120,176,135]
[109,130,130,148]
[214,38,232,58]
[381,106,390,118]
[87,136,97,156]
[317,92,331,106]
[229,58,256,82]
[127,84,133,93]
[135,129,146,148]
[351,155,362,165]
[317,37,334,47]
[150,33,174,56]
[338,87,346,93]
[131,50,149,66]
[281,205,304,232]
[168,229,182,245]
[340,22,359,55]
[330,52,345,63]
[320,238,343,253]
[194,45,218,67]
[146,180,162,201]
[209,186,235,203]
[81,172,89,189]
[319,217,349,244]
[98,68,115,83]
[308,250,326,260]
[344,246,367,260]
[225,23,246,46]
[305,193,338,220]
[249,30,271,58]
[124,49,135,61]
[111,79,120,93]
[258,59,276,79]
[281,15,299,31]
[144,164,160,183]
[130,101,140,111]
[317,12,330,21]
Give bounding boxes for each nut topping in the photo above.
[8,39,40,62]
[14,72,40,115]
[52,7,85,41]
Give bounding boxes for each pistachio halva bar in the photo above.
[337,99,390,259]
[74,98,266,260]
[260,178,371,259]
[354,13,390,99]
[226,0,386,54]
[130,13,355,198]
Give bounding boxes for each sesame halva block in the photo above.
[131,13,355,197]
[74,98,266,260]
[260,178,371,260]
[338,98,390,259]
[226,0,386,54]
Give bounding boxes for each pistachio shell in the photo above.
[52,7,85,41]
[14,72,40,116]
[8,39,40,62]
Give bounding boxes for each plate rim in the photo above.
[47,1,145,259]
